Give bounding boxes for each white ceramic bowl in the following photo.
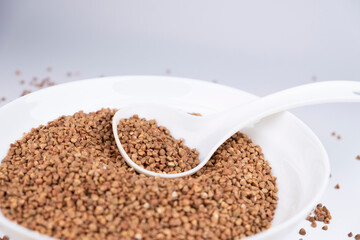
[0,76,330,240]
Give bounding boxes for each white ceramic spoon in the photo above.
[113,81,360,178]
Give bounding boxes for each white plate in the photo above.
[0,76,330,240]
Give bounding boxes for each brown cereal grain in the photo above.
[356,155,360,160]
[307,203,332,226]
[188,112,202,116]
[311,221,317,228]
[322,225,328,231]
[334,184,340,189]
[349,232,353,237]
[30,77,55,89]
[20,90,32,96]
[356,234,360,240]
[0,109,278,240]
[299,228,306,235]
[331,132,342,140]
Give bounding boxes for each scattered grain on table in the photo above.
[299,228,306,235]
[331,132,342,140]
[311,221,317,228]
[313,204,332,224]
[188,112,202,117]
[306,203,332,231]
[29,77,55,88]
[20,90,32,96]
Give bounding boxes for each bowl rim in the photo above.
[0,75,330,240]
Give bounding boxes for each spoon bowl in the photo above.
[112,104,217,178]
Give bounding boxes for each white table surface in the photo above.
[0,1,359,239]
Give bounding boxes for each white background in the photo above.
[0,0,360,239]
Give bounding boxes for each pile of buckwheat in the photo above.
[0,109,278,240]
[118,115,199,174]
[306,203,332,227]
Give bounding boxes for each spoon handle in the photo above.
[215,81,360,129]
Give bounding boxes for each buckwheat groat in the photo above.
[0,109,278,240]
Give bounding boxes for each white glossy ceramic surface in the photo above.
[112,81,360,178]
[0,76,330,240]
